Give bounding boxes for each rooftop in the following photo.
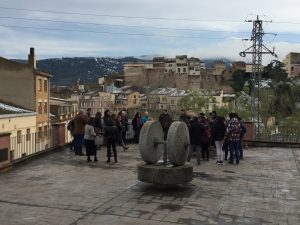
[0,145,300,224]
[0,100,34,116]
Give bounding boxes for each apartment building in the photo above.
[176,55,188,74]
[283,52,300,78]
[0,48,52,145]
[149,88,191,111]
[188,57,201,76]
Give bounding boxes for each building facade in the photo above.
[283,52,300,78]
[0,48,52,146]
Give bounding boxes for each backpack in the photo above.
[205,126,212,139]
[67,120,74,131]
[241,124,247,134]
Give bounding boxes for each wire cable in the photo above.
[0,24,243,40]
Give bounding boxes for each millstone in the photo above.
[139,121,164,164]
[167,121,190,166]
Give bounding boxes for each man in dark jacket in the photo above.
[187,116,204,165]
[104,118,119,163]
[159,110,173,140]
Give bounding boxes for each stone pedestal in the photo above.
[137,162,193,185]
[0,132,11,170]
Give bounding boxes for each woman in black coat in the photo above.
[212,116,226,164]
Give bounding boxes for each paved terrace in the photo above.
[0,145,300,225]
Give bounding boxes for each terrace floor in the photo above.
[0,145,300,225]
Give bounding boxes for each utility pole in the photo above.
[239,15,277,139]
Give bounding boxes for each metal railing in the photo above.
[255,126,300,143]
[10,130,53,162]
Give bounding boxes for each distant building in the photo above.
[188,57,201,76]
[232,61,246,73]
[283,52,300,78]
[176,55,188,75]
[149,88,191,111]
[113,90,141,112]
[49,97,79,123]
[78,92,115,116]
[0,48,52,145]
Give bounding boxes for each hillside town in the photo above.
[0,48,300,162]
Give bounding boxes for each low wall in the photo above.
[0,132,11,170]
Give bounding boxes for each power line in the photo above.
[0,24,241,40]
[1,6,300,25]
[0,16,251,34]
[0,6,243,23]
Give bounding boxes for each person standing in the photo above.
[187,116,203,165]
[199,115,211,161]
[104,117,119,163]
[114,114,129,151]
[212,116,226,165]
[73,111,86,156]
[179,109,191,128]
[225,113,242,165]
[120,110,129,146]
[142,111,150,124]
[84,118,97,162]
[132,112,142,143]
[159,109,173,140]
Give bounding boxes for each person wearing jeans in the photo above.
[225,113,242,165]
[73,111,86,156]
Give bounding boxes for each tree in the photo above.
[262,60,288,82]
[231,70,250,92]
[178,92,209,113]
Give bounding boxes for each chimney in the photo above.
[28,47,36,69]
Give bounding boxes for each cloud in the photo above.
[0,0,299,61]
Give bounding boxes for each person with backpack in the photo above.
[225,113,242,165]
[159,109,173,140]
[199,114,211,161]
[73,111,86,156]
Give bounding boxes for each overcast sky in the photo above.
[1,0,300,64]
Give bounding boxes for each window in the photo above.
[38,127,42,140]
[44,80,48,92]
[26,129,31,141]
[38,102,42,114]
[183,68,186,73]
[17,130,22,144]
[44,102,47,114]
[38,79,42,91]
[177,68,180,73]
[44,126,48,137]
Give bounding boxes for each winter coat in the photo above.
[189,119,204,145]
[212,120,226,141]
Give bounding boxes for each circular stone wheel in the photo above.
[167,121,190,166]
[139,121,164,164]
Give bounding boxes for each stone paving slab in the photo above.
[0,145,300,225]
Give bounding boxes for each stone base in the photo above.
[137,162,193,185]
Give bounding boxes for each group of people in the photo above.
[69,108,130,163]
[156,109,246,165]
[69,107,246,166]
